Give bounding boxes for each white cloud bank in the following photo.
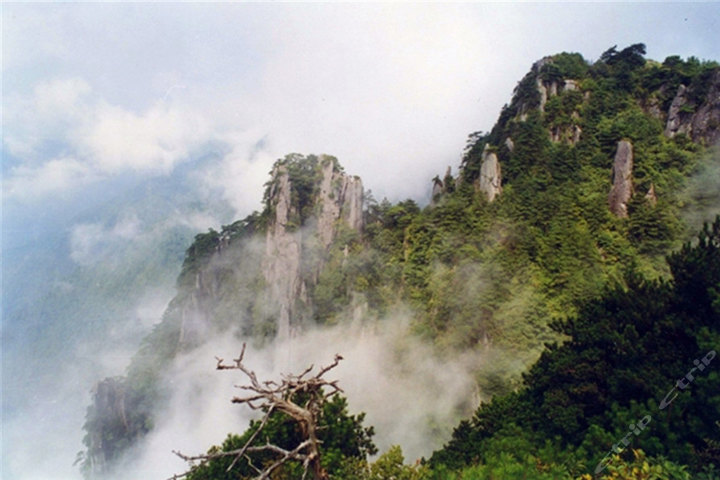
[3,78,212,200]
[113,319,481,480]
[4,3,720,213]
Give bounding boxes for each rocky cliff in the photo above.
[476,146,502,202]
[81,155,364,475]
[166,154,364,342]
[263,155,363,338]
[608,140,634,218]
[664,68,720,145]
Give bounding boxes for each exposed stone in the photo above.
[476,145,502,202]
[572,125,582,145]
[689,69,720,145]
[263,156,363,339]
[550,127,561,143]
[84,378,134,476]
[664,69,720,145]
[264,165,305,339]
[505,137,515,152]
[643,90,665,120]
[549,123,582,145]
[665,84,690,138]
[645,183,657,207]
[608,140,634,218]
[431,176,444,201]
[431,167,455,205]
[317,156,364,239]
[564,79,579,91]
[537,78,550,112]
[341,174,364,233]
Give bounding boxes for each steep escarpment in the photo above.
[80,154,363,476]
[608,139,634,218]
[664,68,720,144]
[262,155,363,338]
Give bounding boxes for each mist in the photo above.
[2,290,176,480]
[681,145,720,234]
[108,316,483,480]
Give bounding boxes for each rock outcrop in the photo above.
[431,176,444,201]
[263,155,363,338]
[82,378,144,476]
[645,183,657,207]
[608,140,634,218]
[431,166,455,205]
[550,124,582,145]
[664,69,720,145]
[263,165,306,339]
[476,145,502,202]
[504,137,515,152]
[665,84,692,139]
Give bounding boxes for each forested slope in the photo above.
[81,44,720,479]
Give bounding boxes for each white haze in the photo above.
[4,3,720,213]
[681,146,720,234]
[2,290,178,480]
[112,318,483,480]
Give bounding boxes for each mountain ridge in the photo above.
[79,45,720,478]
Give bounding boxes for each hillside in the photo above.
[80,45,720,479]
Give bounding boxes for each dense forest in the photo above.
[80,44,720,479]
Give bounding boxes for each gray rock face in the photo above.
[476,145,502,202]
[504,137,515,152]
[665,84,691,138]
[83,378,133,475]
[430,166,454,205]
[645,183,657,207]
[608,140,634,218]
[316,156,363,247]
[263,156,363,339]
[537,78,550,113]
[536,76,578,113]
[431,177,444,201]
[665,69,720,145]
[550,124,582,145]
[564,79,579,91]
[264,164,305,339]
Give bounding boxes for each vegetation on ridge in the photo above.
[80,45,720,478]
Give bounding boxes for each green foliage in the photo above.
[185,395,376,480]
[549,52,589,79]
[369,446,427,480]
[431,217,720,476]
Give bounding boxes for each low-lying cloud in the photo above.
[112,317,482,480]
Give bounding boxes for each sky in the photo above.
[4,2,719,218]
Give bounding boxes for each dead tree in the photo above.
[170,344,343,480]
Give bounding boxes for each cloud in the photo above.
[112,318,481,480]
[6,4,720,209]
[69,215,142,265]
[3,156,97,199]
[78,102,210,174]
[2,78,92,159]
[3,78,213,200]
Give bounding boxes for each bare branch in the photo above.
[170,346,343,480]
[225,403,275,472]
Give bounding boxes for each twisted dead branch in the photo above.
[170,344,343,480]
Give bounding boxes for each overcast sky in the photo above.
[3,2,720,217]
